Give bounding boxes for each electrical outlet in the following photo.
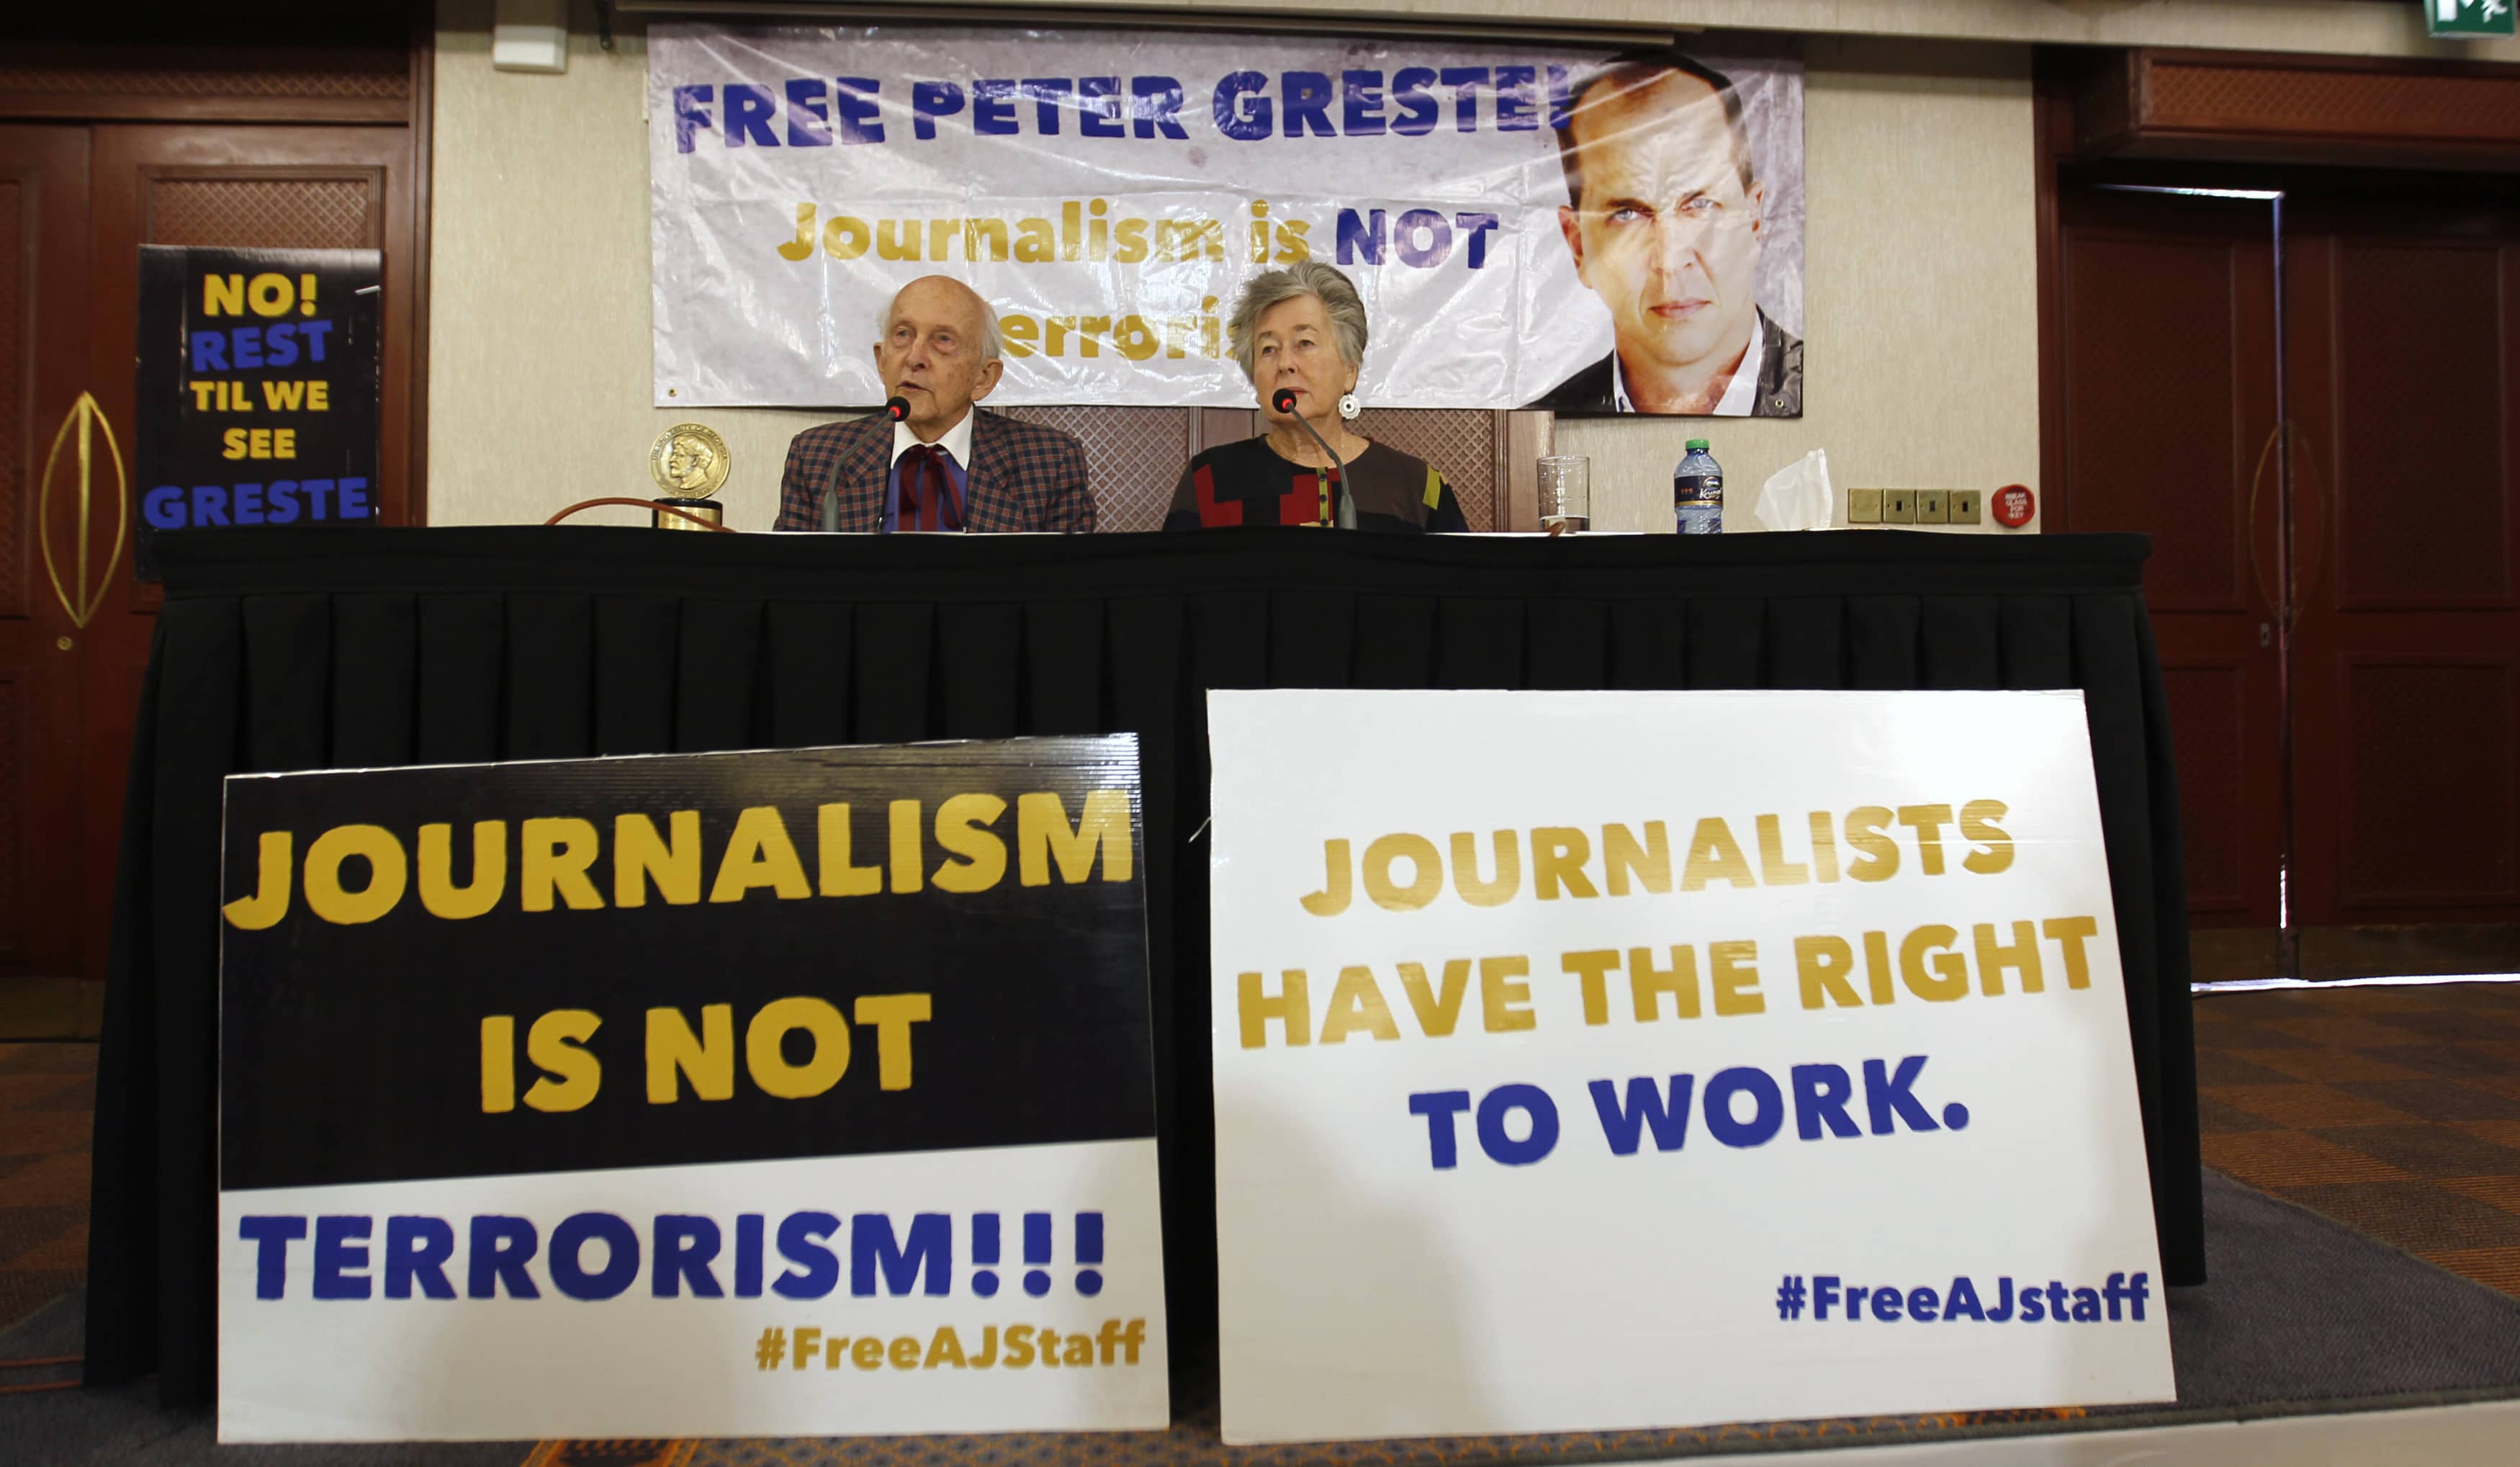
[1915,490,1948,524]
[1950,490,1982,525]
[1848,488,1881,523]
[1882,490,1914,524]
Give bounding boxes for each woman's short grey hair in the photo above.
[1228,260,1367,385]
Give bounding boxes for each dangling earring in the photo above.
[1337,391,1362,421]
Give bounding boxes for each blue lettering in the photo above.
[912,80,966,140]
[652,1215,724,1298]
[467,1216,539,1298]
[1336,207,1385,266]
[1392,67,1439,136]
[852,1212,950,1297]
[1341,70,1387,137]
[725,84,778,146]
[1408,1089,1471,1168]
[1439,66,1490,131]
[549,1212,640,1301]
[265,481,300,524]
[1022,78,1074,135]
[1213,72,1269,141]
[190,485,230,526]
[1077,77,1124,139]
[144,484,189,529]
[312,1214,372,1300]
[383,1216,456,1300]
[1280,71,1335,137]
[1495,66,1539,130]
[232,482,265,524]
[673,84,714,153]
[1130,76,1188,139]
[189,331,229,372]
[1791,1062,1861,1140]
[1475,1082,1559,1166]
[783,78,832,145]
[297,319,332,362]
[238,1215,307,1299]
[1943,1275,1986,1321]
[834,78,884,145]
[773,1211,839,1299]
[232,327,264,369]
[734,1213,765,1298]
[1864,1055,1941,1135]
[338,477,370,521]
[261,322,299,368]
[973,79,1019,136]
[1395,208,1450,268]
[1588,1075,1693,1155]
[1704,1065,1785,1148]
[1456,212,1500,269]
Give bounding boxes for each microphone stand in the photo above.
[826,396,913,532]
[1276,392,1347,528]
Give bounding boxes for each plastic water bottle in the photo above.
[1674,439,1724,535]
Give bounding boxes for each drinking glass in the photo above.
[1538,455,1590,534]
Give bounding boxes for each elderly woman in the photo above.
[1165,261,1469,532]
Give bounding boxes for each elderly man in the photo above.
[1530,50,1804,417]
[775,275,1095,531]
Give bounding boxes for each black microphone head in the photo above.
[1271,387,1298,414]
[884,395,912,421]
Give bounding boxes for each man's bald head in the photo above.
[873,274,1006,440]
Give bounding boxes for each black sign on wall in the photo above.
[135,246,380,576]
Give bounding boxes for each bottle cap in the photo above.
[1685,439,1710,452]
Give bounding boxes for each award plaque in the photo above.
[648,423,729,530]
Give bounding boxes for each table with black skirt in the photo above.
[82,526,2202,1408]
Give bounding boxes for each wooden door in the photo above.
[2284,199,2520,963]
[0,118,419,1030]
[2056,186,2287,944]
[0,125,97,1029]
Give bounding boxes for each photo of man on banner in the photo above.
[1531,49,1805,418]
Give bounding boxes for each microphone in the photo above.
[824,396,914,531]
[1270,387,1345,528]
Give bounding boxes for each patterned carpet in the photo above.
[9,980,2520,1461]
[2193,979,2520,1299]
[0,1041,95,1334]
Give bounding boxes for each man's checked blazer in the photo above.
[772,408,1096,533]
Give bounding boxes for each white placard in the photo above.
[1207,689,2174,1444]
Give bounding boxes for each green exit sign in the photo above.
[2429,0,2516,37]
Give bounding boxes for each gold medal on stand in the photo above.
[648,423,730,530]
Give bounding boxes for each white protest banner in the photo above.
[1207,690,2174,1443]
[217,740,1166,1441]
[648,27,1803,414]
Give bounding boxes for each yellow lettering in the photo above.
[888,799,924,894]
[1899,804,1955,876]
[1900,924,1968,1001]
[204,273,245,315]
[1844,807,1899,882]
[1602,821,1670,895]
[646,1004,734,1102]
[746,997,850,1098]
[480,1015,515,1113]
[419,820,507,918]
[1449,830,1519,906]
[1680,817,1756,891]
[1237,969,1310,1048]
[1629,945,1701,1021]
[1962,800,2015,874]
[1480,955,1534,1032]
[1710,940,1763,1015]
[1561,949,1619,1025]
[2045,915,2101,990]
[524,1009,602,1111]
[304,823,408,924]
[1531,827,1598,900]
[1756,814,1810,886]
[1319,966,1401,1043]
[816,804,883,897]
[1300,839,1352,916]
[1395,959,1472,1036]
[1974,920,2044,995]
[1016,790,1133,884]
[222,830,294,930]
[1362,833,1441,911]
[1794,936,1860,1008]
[853,993,932,1090]
[615,810,700,906]
[930,794,1007,892]
[521,817,605,911]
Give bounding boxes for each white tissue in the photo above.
[1753,449,1835,531]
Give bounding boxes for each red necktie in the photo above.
[896,444,963,533]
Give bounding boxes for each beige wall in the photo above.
[425,1,2485,532]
